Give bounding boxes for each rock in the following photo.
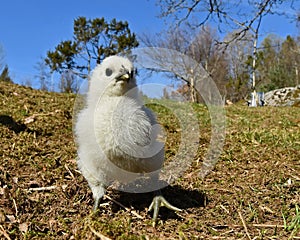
[264,85,300,107]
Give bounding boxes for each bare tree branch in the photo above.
[139,26,229,102]
[157,0,297,45]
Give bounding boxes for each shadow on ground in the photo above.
[102,184,207,220]
[0,115,28,133]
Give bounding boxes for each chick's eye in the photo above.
[105,68,113,77]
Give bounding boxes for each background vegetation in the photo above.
[1,1,300,102]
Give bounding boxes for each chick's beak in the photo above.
[116,73,130,82]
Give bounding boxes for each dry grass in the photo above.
[0,81,299,239]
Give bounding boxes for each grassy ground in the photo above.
[0,81,299,239]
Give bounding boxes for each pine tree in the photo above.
[0,65,12,83]
[45,17,139,80]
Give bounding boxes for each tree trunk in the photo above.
[190,76,196,103]
[250,37,258,107]
[250,15,262,107]
[189,68,197,103]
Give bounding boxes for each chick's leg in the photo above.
[148,190,182,222]
[90,183,106,212]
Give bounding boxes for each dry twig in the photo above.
[238,210,251,240]
[64,164,75,180]
[27,185,67,192]
[0,225,12,240]
[88,225,112,240]
[104,194,143,219]
[12,198,18,217]
[214,223,285,229]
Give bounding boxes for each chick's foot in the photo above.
[148,194,182,225]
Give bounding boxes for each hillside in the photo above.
[0,81,299,239]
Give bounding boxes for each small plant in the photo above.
[282,205,300,237]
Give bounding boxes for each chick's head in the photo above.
[90,56,137,97]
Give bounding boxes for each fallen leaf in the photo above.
[24,116,35,124]
[6,215,16,223]
[0,211,6,223]
[19,222,28,233]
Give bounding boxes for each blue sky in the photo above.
[0,0,163,85]
[0,0,299,90]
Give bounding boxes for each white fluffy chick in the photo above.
[75,56,181,222]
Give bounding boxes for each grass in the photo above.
[283,204,300,239]
[0,81,299,239]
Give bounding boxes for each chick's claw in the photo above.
[148,195,182,224]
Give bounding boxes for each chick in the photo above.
[75,56,181,222]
